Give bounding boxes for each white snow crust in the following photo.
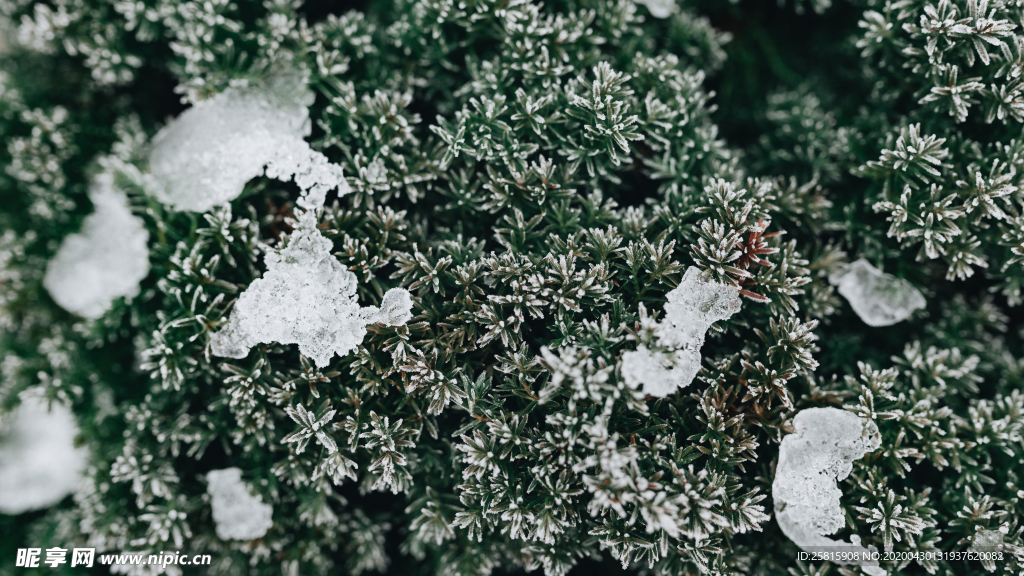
[210,194,413,368]
[829,259,925,327]
[43,173,150,319]
[635,0,676,18]
[0,388,87,514]
[622,266,740,396]
[773,407,884,575]
[657,266,742,348]
[147,65,349,213]
[207,467,273,541]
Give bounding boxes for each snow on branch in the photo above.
[635,0,676,18]
[43,172,150,319]
[147,64,349,213]
[0,388,87,514]
[622,266,741,396]
[773,407,885,576]
[210,192,413,368]
[206,467,273,541]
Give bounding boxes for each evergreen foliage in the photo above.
[0,0,1022,575]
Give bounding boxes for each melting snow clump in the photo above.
[0,388,87,514]
[657,266,743,349]
[148,65,349,213]
[622,267,741,396]
[829,259,925,327]
[635,0,676,18]
[207,467,273,541]
[621,346,701,398]
[43,173,150,319]
[210,194,414,368]
[773,407,885,576]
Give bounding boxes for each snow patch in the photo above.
[622,266,740,396]
[43,173,150,319]
[970,528,1004,550]
[773,407,884,575]
[147,65,349,213]
[635,0,676,18]
[207,467,273,541]
[621,346,700,398]
[829,259,925,327]
[0,388,87,514]
[210,193,413,368]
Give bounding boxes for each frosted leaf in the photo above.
[621,267,740,397]
[579,416,641,518]
[773,407,884,574]
[43,173,150,319]
[148,65,350,213]
[374,288,415,326]
[210,195,414,368]
[206,467,273,541]
[829,259,925,327]
[0,388,87,514]
[635,0,676,18]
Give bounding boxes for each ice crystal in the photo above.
[829,259,925,327]
[210,195,413,368]
[147,65,349,213]
[622,267,740,396]
[969,527,1007,552]
[43,173,150,319]
[969,527,1011,571]
[773,407,884,575]
[0,388,87,514]
[658,266,742,348]
[635,0,676,18]
[206,467,273,541]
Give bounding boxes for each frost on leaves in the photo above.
[43,173,150,319]
[829,259,925,327]
[210,194,413,368]
[773,407,885,575]
[282,403,337,454]
[622,267,741,396]
[206,467,273,541]
[147,65,349,213]
[0,388,87,514]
